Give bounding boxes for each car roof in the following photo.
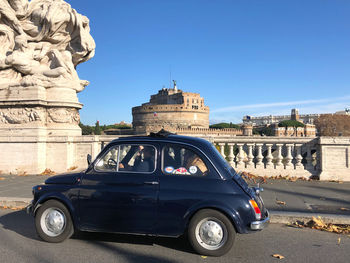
[110,134,209,147]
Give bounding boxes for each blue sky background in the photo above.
[66,0,350,125]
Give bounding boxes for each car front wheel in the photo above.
[188,209,236,256]
[35,200,74,243]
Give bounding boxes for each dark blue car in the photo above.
[27,131,269,256]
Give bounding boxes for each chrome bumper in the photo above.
[250,211,270,230]
[26,201,33,215]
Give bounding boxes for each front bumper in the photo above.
[250,211,270,230]
[26,201,33,215]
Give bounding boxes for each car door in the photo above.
[78,143,159,234]
[157,142,221,236]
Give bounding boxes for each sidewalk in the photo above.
[1,174,350,224]
[261,179,350,224]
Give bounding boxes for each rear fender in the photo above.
[183,200,248,234]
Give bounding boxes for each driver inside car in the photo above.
[119,146,155,172]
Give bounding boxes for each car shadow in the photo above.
[0,209,39,240]
[0,209,195,255]
[73,231,195,254]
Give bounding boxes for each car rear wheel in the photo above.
[188,209,235,256]
[35,200,74,243]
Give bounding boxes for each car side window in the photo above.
[162,144,208,176]
[95,144,156,173]
[118,144,156,173]
[95,145,119,172]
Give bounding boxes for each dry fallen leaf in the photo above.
[272,254,285,259]
[68,166,78,171]
[290,216,350,234]
[0,177,5,180]
[338,237,341,245]
[39,169,56,176]
[312,216,326,228]
[340,207,350,211]
[201,256,207,259]
[10,206,25,211]
[276,200,286,205]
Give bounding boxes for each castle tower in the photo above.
[291,108,300,121]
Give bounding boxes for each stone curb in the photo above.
[0,197,31,209]
[270,211,350,225]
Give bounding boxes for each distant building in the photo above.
[243,108,350,126]
[113,121,132,127]
[272,123,316,137]
[132,81,210,134]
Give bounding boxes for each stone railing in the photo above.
[208,137,319,178]
[1,134,349,181]
[97,135,350,181]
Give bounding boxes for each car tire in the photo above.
[188,209,236,256]
[35,200,74,243]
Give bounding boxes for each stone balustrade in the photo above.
[209,136,319,178]
[1,134,349,181]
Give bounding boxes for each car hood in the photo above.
[45,172,82,185]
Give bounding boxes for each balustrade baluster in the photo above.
[265,144,273,168]
[228,143,235,167]
[305,144,314,170]
[219,143,226,159]
[246,144,254,167]
[255,143,263,168]
[275,144,283,168]
[294,144,303,169]
[236,143,245,168]
[285,144,293,169]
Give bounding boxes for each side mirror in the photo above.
[87,154,92,166]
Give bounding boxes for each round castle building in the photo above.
[132,83,209,134]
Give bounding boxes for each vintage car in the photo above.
[27,131,269,256]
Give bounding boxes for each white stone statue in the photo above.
[0,0,95,92]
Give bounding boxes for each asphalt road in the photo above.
[0,209,349,263]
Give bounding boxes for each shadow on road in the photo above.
[0,209,195,259]
[73,231,194,254]
[0,209,39,240]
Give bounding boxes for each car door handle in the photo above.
[144,181,159,185]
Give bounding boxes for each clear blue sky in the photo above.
[66,0,350,125]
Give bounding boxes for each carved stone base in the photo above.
[0,106,82,136]
[0,83,83,136]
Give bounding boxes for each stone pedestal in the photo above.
[0,85,82,136]
[318,137,350,181]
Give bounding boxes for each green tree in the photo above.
[94,121,101,135]
[79,122,94,135]
[278,120,304,128]
[253,126,274,136]
[210,122,240,129]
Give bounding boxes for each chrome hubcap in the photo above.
[195,218,227,250]
[40,208,66,237]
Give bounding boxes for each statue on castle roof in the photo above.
[172,79,177,91]
[0,0,95,92]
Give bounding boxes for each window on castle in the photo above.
[192,105,198,110]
